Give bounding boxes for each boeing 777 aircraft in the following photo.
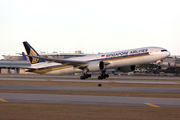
[23,41,170,79]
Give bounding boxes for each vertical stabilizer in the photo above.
[23,41,45,64]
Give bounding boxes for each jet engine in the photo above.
[87,61,105,72]
[117,65,136,72]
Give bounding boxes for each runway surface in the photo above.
[0,77,180,84]
[0,74,180,108]
[0,93,180,108]
[0,84,180,93]
[1,74,180,80]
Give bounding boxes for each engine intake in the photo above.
[87,61,105,72]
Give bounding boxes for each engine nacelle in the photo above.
[87,61,105,72]
[117,65,136,72]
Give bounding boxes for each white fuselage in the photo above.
[29,47,170,75]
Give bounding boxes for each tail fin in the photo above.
[23,41,45,64]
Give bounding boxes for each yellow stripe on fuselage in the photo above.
[102,53,150,62]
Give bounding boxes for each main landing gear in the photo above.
[80,69,109,80]
[80,73,91,80]
[98,74,109,80]
[98,70,109,80]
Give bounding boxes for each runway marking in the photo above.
[144,103,160,107]
[109,81,117,83]
[46,79,52,82]
[0,98,8,102]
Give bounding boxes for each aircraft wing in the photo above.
[2,66,36,70]
[26,55,89,66]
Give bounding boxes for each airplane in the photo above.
[23,41,170,79]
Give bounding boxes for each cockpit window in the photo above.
[161,49,167,52]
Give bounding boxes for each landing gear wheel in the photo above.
[105,74,109,78]
[98,73,109,80]
[85,74,89,78]
[88,74,91,78]
[102,75,106,79]
[80,74,91,80]
[80,76,85,80]
[98,76,103,80]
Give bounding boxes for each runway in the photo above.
[0,74,180,108]
[0,93,180,108]
[0,84,180,93]
[0,76,180,85]
[1,74,180,80]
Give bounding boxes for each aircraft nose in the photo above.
[167,51,171,57]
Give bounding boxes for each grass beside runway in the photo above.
[0,103,180,120]
[0,80,180,88]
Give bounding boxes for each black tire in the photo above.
[88,74,91,78]
[80,76,85,80]
[102,75,106,79]
[105,74,109,78]
[85,74,89,78]
[98,76,103,80]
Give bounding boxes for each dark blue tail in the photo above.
[23,41,45,64]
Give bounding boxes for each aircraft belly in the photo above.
[106,55,158,69]
[45,67,82,75]
[106,59,134,69]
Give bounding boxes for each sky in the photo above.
[0,0,180,59]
